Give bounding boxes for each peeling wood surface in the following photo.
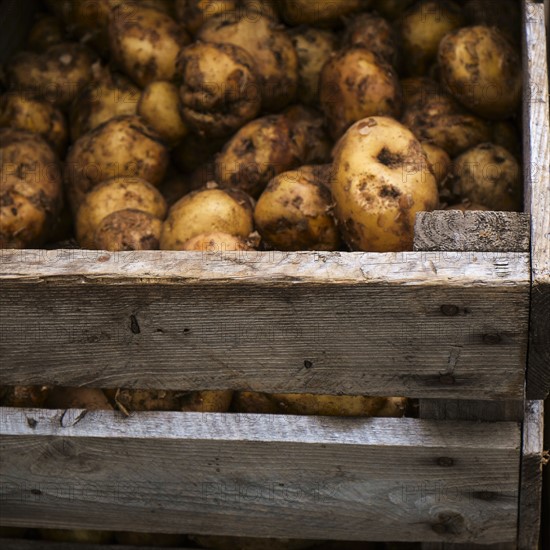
[0,251,529,399]
[0,408,520,544]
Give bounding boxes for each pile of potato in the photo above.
[0,0,523,254]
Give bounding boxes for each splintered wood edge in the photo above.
[523,0,550,400]
[0,408,521,449]
[0,250,529,287]
[413,212,530,253]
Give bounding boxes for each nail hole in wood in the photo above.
[437,457,454,467]
[483,333,502,345]
[304,360,313,369]
[440,304,459,316]
[130,315,140,334]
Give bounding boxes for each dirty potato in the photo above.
[196,12,298,111]
[175,0,237,35]
[254,166,340,251]
[438,26,522,119]
[401,77,491,157]
[0,129,62,248]
[4,43,96,108]
[109,5,190,87]
[421,142,451,186]
[397,0,464,76]
[331,116,438,252]
[75,176,167,248]
[448,143,522,211]
[64,115,169,211]
[319,48,401,139]
[94,209,163,251]
[70,67,141,141]
[45,387,113,410]
[342,12,401,68]
[26,15,66,52]
[160,187,254,249]
[214,114,304,198]
[138,81,189,146]
[177,42,261,138]
[0,94,68,155]
[290,27,338,105]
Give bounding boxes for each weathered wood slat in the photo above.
[518,400,545,550]
[0,408,520,544]
[0,250,530,399]
[0,541,195,550]
[413,212,530,253]
[419,400,524,423]
[523,0,550,400]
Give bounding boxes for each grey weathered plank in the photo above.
[419,400,524,423]
[523,0,550,400]
[0,408,521,544]
[518,400,545,550]
[0,541,195,550]
[421,544,515,550]
[414,212,530,253]
[0,250,530,399]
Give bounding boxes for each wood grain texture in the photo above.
[518,400,545,550]
[523,0,550,400]
[414,212,530,253]
[419,400,524,423]
[0,251,530,399]
[0,408,521,544]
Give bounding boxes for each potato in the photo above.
[40,529,114,544]
[375,397,408,417]
[397,0,464,76]
[342,12,400,68]
[0,129,63,248]
[111,389,233,412]
[331,116,438,252]
[181,232,252,251]
[190,535,316,550]
[178,42,261,138]
[232,391,281,414]
[138,81,189,145]
[438,26,522,119]
[65,115,169,211]
[70,67,141,141]
[283,105,332,165]
[4,42,97,108]
[372,0,416,20]
[45,387,113,410]
[75,176,167,248]
[277,0,366,26]
[109,5,190,87]
[464,0,520,45]
[160,187,254,249]
[239,0,280,21]
[94,209,162,251]
[290,27,338,105]
[421,142,451,186]
[115,532,188,547]
[254,166,339,251]
[401,77,492,157]
[214,114,304,198]
[175,0,238,35]
[26,15,65,52]
[197,12,298,111]
[0,94,68,156]
[319,48,401,139]
[0,385,50,407]
[448,143,522,211]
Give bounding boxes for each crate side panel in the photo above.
[0,252,529,399]
[523,0,550,400]
[0,409,520,544]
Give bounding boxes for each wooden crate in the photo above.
[0,1,548,548]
